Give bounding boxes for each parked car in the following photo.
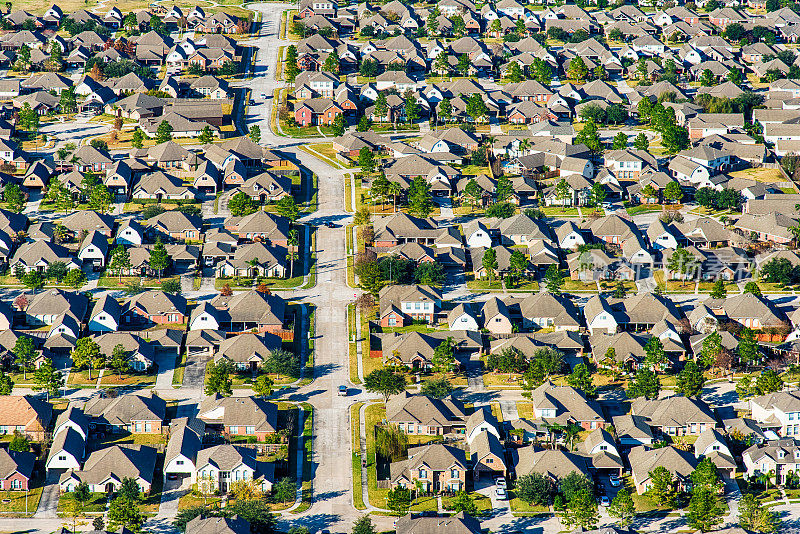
[495,487,507,500]
[609,474,621,487]
[600,495,610,506]
[495,477,507,489]
[338,385,347,396]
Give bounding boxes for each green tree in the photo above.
[205,360,233,396]
[332,114,346,137]
[590,182,607,207]
[661,123,690,153]
[544,265,563,295]
[9,431,29,452]
[253,374,274,397]
[567,363,595,397]
[756,369,784,395]
[404,89,420,124]
[738,493,781,532]
[352,516,376,534]
[64,269,87,290]
[560,490,599,531]
[515,473,553,505]
[692,457,721,491]
[374,92,389,123]
[276,196,300,222]
[496,175,513,203]
[273,477,295,504]
[744,281,762,296]
[505,61,524,82]
[13,336,35,380]
[700,68,716,87]
[482,248,498,281]
[108,494,144,531]
[687,487,724,532]
[149,237,171,279]
[420,377,453,398]
[710,279,727,299]
[576,119,602,154]
[432,336,455,372]
[364,368,405,402]
[21,270,43,290]
[131,128,145,149]
[156,120,173,143]
[109,245,132,282]
[612,131,628,150]
[71,337,103,380]
[387,487,410,516]
[407,176,434,217]
[451,491,478,515]
[3,184,24,213]
[664,181,683,204]
[648,466,677,507]
[228,191,257,217]
[627,368,661,399]
[0,370,13,395]
[567,56,589,81]
[198,125,214,144]
[533,58,551,84]
[644,336,666,370]
[322,50,339,73]
[248,124,261,144]
[634,132,649,150]
[465,94,488,123]
[464,178,484,212]
[358,147,376,175]
[608,489,636,526]
[32,358,63,399]
[438,97,452,123]
[677,360,705,397]
[108,343,130,379]
[738,327,760,366]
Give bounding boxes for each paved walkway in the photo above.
[34,471,61,519]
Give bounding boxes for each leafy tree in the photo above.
[738,327,760,366]
[9,431,29,452]
[21,270,43,290]
[404,89,420,125]
[739,493,781,532]
[505,61,524,82]
[567,363,595,397]
[576,119,602,154]
[515,473,554,505]
[3,184,24,213]
[252,374,274,397]
[664,181,683,204]
[677,360,705,397]
[45,261,68,282]
[131,128,145,149]
[567,57,589,81]
[710,279,727,299]
[648,466,677,507]
[263,348,300,379]
[544,265,563,295]
[666,246,698,280]
[364,368,405,402]
[700,68,716,87]
[661,123,690,153]
[590,182,607,207]
[108,494,144,531]
[64,269,87,290]
[205,360,233,396]
[627,368,661,399]
[560,490,599,531]
[744,281,762,296]
[71,337,103,380]
[465,94,488,123]
[407,176,434,217]
[432,336,455,372]
[612,131,628,150]
[644,336,666,370]
[687,486,723,532]
[331,114,346,137]
[13,336,35,380]
[387,487,411,516]
[108,343,130,379]
[450,491,478,515]
[228,191,257,217]
[692,457,721,491]
[149,237,171,279]
[533,58,551,84]
[728,68,743,85]
[420,377,453,398]
[438,97,452,123]
[276,196,300,222]
[634,132,649,150]
[560,472,593,502]
[0,370,12,394]
[352,516,376,534]
[248,124,261,144]
[33,358,63,399]
[756,369,784,395]
[482,248,498,281]
[608,489,636,526]
[273,477,295,504]
[155,120,173,143]
[198,125,214,144]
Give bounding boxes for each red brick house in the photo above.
[122,291,188,326]
[0,449,34,490]
[294,98,343,126]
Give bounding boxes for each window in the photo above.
[177,460,184,465]
[415,302,421,310]
[246,426,255,434]
[451,469,459,478]
[486,458,493,464]
[145,423,152,432]
[419,469,427,478]
[388,317,396,326]
[230,426,238,434]
[59,455,66,461]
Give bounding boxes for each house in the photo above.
[529,382,606,431]
[580,428,624,475]
[185,516,252,534]
[471,431,506,480]
[78,230,109,270]
[465,407,501,445]
[628,445,698,494]
[0,396,52,440]
[116,220,144,246]
[198,394,278,441]
[210,290,287,334]
[751,390,800,437]
[216,243,288,279]
[144,211,202,242]
[395,513,481,534]
[59,444,157,494]
[631,396,717,436]
[379,284,442,327]
[380,331,482,370]
[88,294,122,333]
[386,392,466,436]
[695,427,736,478]
[743,438,800,485]
[294,97,343,126]
[196,444,273,493]
[224,211,291,244]
[373,213,461,248]
[213,333,282,372]
[52,405,89,441]
[448,304,480,332]
[25,289,89,327]
[481,297,514,335]
[390,443,468,493]
[511,447,591,483]
[94,332,156,372]
[122,291,188,326]
[83,392,167,434]
[612,414,654,446]
[164,418,205,483]
[10,241,80,274]
[518,292,581,331]
[0,449,34,490]
[46,427,84,473]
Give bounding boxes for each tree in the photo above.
[644,336,666,370]
[450,491,478,515]
[560,490,599,531]
[677,360,705,397]
[64,269,87,290]
[688,487,724,532]
[505,61,524,82]
[0,370,13,395]
[432,337,455,372]
[744,281,762,296]
[608,489,636,526]
[3,184,24,213]
[661,123,690,153]
[107,245,132,283]
[387,487,410,516]
[404,89,420,125]
[627,368,661,400]
[634,132,649,150]
[533,58,551,84]
[198,125,214,144]
[253,374,274,397]
[739,493,781,533]
[590,182,607,208]
[606,104,628,125]
[482,248,498,282]
[710,279,727,299]
[107,343,130,379]
[21,270,43,290]
[738,327,760,366]
[666,246,698,280]
[407,176,434,217]
[464,179,484,212]
[567,56,589,81]
[664,181,683,204]
[108,494,144,531]
[228,191,257,217]
[465,94,488,123]
[352,516,376,534]
[364,368,405,402]
[421,377,453,398]
[263,348,300,379]
[13,336,35,380]
[554,178,571,208]
[648,466,677,507]
[438,97,452,123]
[149,237,171,279]
[568,363,595,397]
[276,196,300,222]
[131,128,145,149]
[515,473,554,505]
[229,479,263,502]
[576,119,602,154]
[205,360,233,396]
[156,120,173,143]
[273,477,295,504]
[700,68,716,87]
[756,369,784,395]
[612,131,628,150]
[9,431,29,452]
[544,265,563,295]
[71,337,103,380]
[357,147,375,175]
[33,359,63,399]
[374,92,389,123]
[728,68,743,85]
[248,124,261,144]
[332,114,346,137]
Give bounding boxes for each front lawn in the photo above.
[508,493,549,513]
[441,493,492,514]
[541,206,580,217]
[96,275,180,289]
[57,492,108,515]
[626,204,663,215]
[365,403,389,509]
[68,369,156,388]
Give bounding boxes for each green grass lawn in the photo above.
[563,278,598,291]
[508,493,549,513]
[626,204,663,215]
[541,206,580,217]
[467,278,539,291]
[379,323,439,334]
[441,493,492,514]
[68,369,156,388]
[365,404,389,509]
[172,351,188,386]
[96,275,179,289]
[57,492,107,515]
[351,402,366,510]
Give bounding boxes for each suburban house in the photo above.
[197,394,278,441]
[628,445,698,494]
[0,396,53,440]
[390,443,468,493]
[631,396,717,437]
[379,284,443,327]
[386,392,467,436]
[83,392,167,434]
[59,444,157,494]
[751,390,800,437]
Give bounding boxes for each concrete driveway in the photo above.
[34,471,63,518]
[182,351,210,389]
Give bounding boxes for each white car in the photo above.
[495,488,507,500]
[600,496,610,506]
[495,477,507,489]
[609,474,621,487]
